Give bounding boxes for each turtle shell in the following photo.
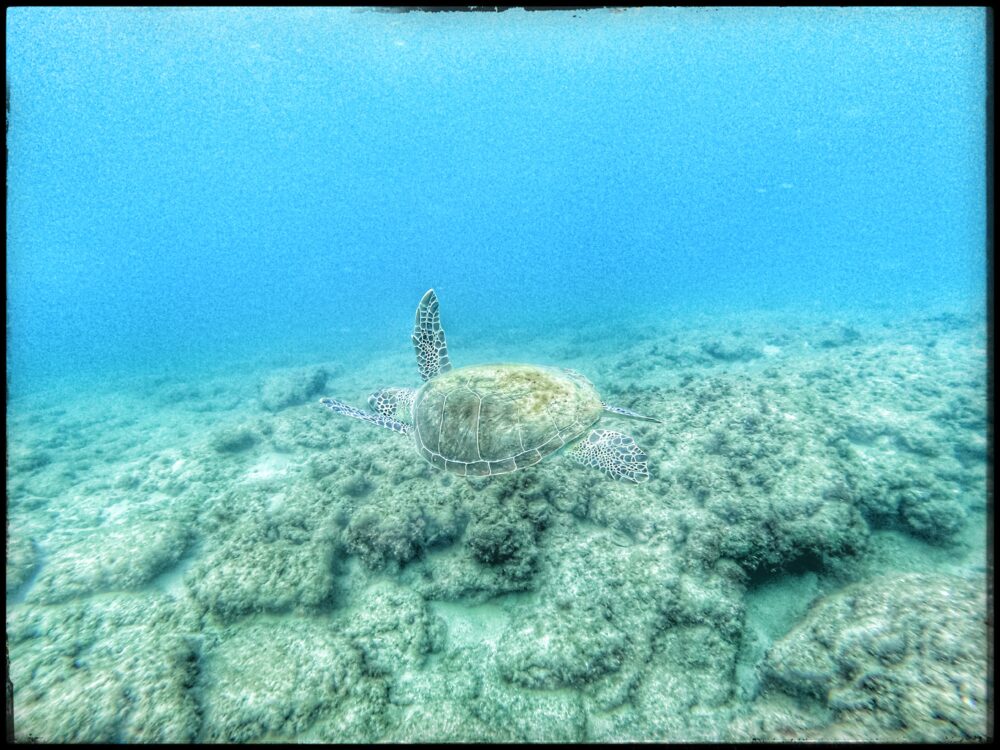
[412,363,603,477]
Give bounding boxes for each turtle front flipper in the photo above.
[368,387,417,422]
[568,429,650,483]
[412,289,452,381]
[320,398,411,435]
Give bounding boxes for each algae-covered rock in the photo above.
[27,516,194,604]
[386,701,496,743]
[338,581,446,675]
[183,482,342,619]
[473,669,587,742]
[380,646,493,742]
[761,573,987,742]
[6,532,38,595]
[198,619,376,742]
[658,376,872,575]
[343,503,462,569]
[185,525,338,619]
[340,484,464,571]
[8,444,52,473]
[498,603,628,689]
[495,532,683,695]
[208,423,257,453]
[259,366,328,412]
[464,498,539,582]
[8,593,201,743]
[589,624,738,743]
[701,336,763,362]
[398,540,538,602]
[897,485,967,542]
[852,469,967,544]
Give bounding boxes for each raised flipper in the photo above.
[320,397,411,435]
[368,387,417,422]
[601,402,663,424]
[569,429,650,483]
[412,289,452,381]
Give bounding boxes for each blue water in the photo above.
[7,7,986,394]
[6,8,989,744]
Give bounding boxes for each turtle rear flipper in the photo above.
[569,429,650,483]
[320,398,411,435]
[412,289,452,381]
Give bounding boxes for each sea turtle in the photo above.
[320,290,661,483]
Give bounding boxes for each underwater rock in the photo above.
[345,506,444,569]
[269,407,353,451]
[185,525,338,620]
[259,366,328,412]
[8,445,52,473]
[473,674,587,743]
[338,582,446,676]
[494,533,684,697]
[932,393,986,432]
[153,380,243,412]
[340,486,464,571]
[398,540,538,602]
[852,471,967,544]
[207,423,258,453]
[465,501,538,578]
[892,430,941,457]
[759,572,987,742]
[952,432,987,467]
[5,533,38,595]
[104,449,212,499]
[592,624,738,742]
[307,452,340,479]
[184,482,346,619]
[339,471,374,497]
[8,594,201,743]
[379,645,493,741]
[27,516,194,604]
[701,336,763,363]
[385,701,497,743]
[818,325,862,349]
[664,377,871,575]
[153,381,204,406]
[497,603,629,689]
[198,620,377,742]
[897,486,966,542]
